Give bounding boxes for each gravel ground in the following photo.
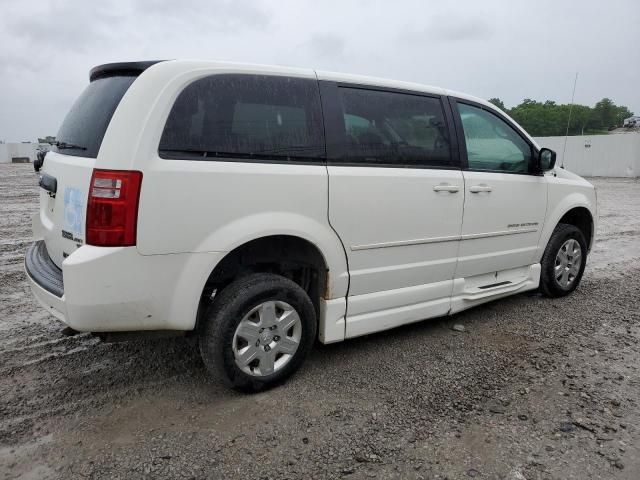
[1,164,639,480]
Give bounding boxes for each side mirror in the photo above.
[538,148,556,172]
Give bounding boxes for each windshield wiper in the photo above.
[55,141,87,151]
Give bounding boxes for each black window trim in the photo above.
[158,73,328,167]
[448,97,542,176]
[158,150,327,166]
[319,80,461,170]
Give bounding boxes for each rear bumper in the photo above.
[24,241,224,333]
[25,241,68,322]
[25,241,64,297]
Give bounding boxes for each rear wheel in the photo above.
[199,273,316,391]
[539,223,587,298]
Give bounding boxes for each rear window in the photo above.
[56,76,136,158]
[159,74,325,162]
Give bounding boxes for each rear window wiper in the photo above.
[55,141,87,151]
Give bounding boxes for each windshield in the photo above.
[56,75,136,158]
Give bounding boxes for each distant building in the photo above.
[0,142,49,163]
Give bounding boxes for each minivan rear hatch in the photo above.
[38,61,161,269]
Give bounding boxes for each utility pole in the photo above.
[561,72,579,169]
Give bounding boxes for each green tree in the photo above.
[495,97,634,136]
[591,98,617,129]
[488,98,506,111]
[614,105,633,125]
[567,105,592,135]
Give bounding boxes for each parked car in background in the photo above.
[26,61,597,390]
[623,116,640,128]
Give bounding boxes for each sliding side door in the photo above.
[320,81,464,338]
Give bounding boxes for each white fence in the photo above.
[0,142,43,163]
[534,133,640,177]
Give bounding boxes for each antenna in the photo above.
[561,72,579,168]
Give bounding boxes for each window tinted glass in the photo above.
[458,103,532,173]
[159,75,325,161]
[56,76,136,158]
[335,87,452,167]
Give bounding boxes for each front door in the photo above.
[319,82,465,338]
[452,100,548,281]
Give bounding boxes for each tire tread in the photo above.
[539,223,587,298]
[199,273,316,392]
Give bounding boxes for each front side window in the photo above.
[159,75,325,161]
[334,87,452,168]
[457,103,532,173]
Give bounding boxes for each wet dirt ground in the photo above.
[1,164,639,479]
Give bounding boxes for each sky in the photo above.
[1,0,638,142]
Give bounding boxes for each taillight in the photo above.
[86,169,142,247]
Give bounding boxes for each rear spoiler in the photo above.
[89,60,167,82]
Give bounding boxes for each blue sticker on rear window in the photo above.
[63,187,85,239]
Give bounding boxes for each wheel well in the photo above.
[559,207,594,250]
[197,235,328,328]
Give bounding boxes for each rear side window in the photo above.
[159,75,325,162]
[334,87,452,168]
[56,76,136,158]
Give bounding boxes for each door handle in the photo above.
[433,184,460,193]
[469,184,492,193]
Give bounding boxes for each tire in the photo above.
[539,223,588,298]
[199,273,316,392]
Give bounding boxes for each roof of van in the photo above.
[91,59,494,110]
[93,59,539,145]
[91,59,540,160]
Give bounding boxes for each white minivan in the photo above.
[26,60,597,390]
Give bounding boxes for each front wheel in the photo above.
[199,273,316,391]
[539,223,588,298]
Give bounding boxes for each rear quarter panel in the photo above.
[135,158,349,299]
